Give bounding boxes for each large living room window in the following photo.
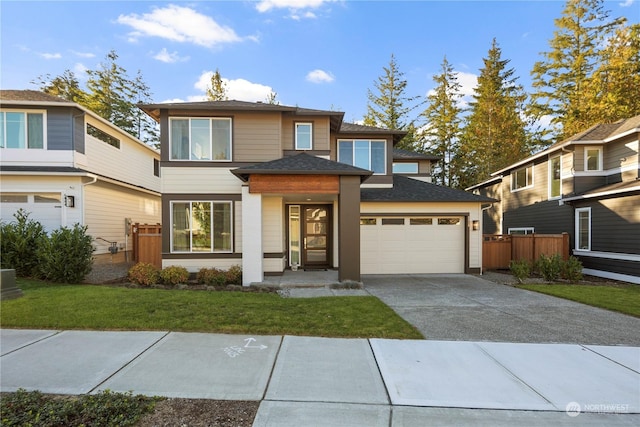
[511,164,533,191]
[0,110,45,149]
[338,139,386,174]
[171,201,232,252]
[170,117,231,161]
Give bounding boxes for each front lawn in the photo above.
[0,279,423,339]
[517,283,640,317]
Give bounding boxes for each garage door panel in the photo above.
[361,217,464,274]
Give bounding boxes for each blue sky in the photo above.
[2,0,638,122]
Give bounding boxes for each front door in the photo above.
[303,205,330,267]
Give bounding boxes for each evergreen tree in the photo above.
[529,0,625,141]
[419,56,463,187]
[582,23,640,124]
[32,69,87,104]
[131,70,160,146]
[265,90,279,105]
[458,39,529,189]
[206,69,228,101]
[363,54,421,149]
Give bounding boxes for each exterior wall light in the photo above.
[64,195,75,208]
[472,220,479,231]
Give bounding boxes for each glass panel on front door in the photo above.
[302,206,329,266]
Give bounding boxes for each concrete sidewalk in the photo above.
[1,329,638,426]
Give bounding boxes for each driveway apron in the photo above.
[362,274,640,346]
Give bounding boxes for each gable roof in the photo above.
[0,90,71,103]
[393,148,441,161]
[489,114,640,178]
[231,152,373,182]
[362,175,495,203]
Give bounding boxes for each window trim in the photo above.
[392,162,419,174]
[584,146,603,172]
[87,123,120,149]
[169,200,233,253]
[337,139,387,175]
[0,109,47,149]
[169,117,233,162]
[575,207,591,251]
[508,227,535,235]
[548,154,561,199]
[295,122,313,150]
[510,163,534,192]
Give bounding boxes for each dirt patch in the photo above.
[136,398,259,427]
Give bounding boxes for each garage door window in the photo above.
[410,218,433,225]
[360,218,377,225]
[438,218,461,225]
[0,193,28,203]
[34,194,61,203]
[382,218,404,225]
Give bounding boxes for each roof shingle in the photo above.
[361,175,495,203]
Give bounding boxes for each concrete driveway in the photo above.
[362,274,640,346]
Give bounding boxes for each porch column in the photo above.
[339,176,361,282]
[242,186,263,286]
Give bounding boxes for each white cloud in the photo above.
[194,71,273,102]
[256,0,330,12]
[306,69,334,83]
[153,48,189,63]
[39,52,62,59]
[425,70,478,109]
[116,5,243,48]
[619,0,635,7]
[71,50,95,58]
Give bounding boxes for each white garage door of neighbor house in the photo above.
[0,193,63,232]
[360,216,465,274]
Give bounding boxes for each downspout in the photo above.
[81,173,98,226]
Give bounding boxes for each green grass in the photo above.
[0,279,423,339]
[518,283,640,317]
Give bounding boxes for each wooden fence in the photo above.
[132,223,162,268]
[483,233,570,270]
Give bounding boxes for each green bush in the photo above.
[509,259,531,283]
[562,256,584,283]
[128,262,160,286]
[225,264,243,285]
[160,265,190,286]
[0,209,46,277]
[0,388,159,426]
[537,254,563,282]
[197,267,227,286]
[36,224,94,283]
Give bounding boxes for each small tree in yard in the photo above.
[37,224,94,283]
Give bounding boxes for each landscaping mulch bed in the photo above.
[136,398,259,427]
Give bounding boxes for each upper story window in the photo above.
[295,122,312,150]
[0,110,45,149]
[338,139,386,174]
[585,147,602,171]
[170,117,232,161]
[392,162,419,174]
[87,123,120,149]
[549,155,561,199]
[511,164,533,192]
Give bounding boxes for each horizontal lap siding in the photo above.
[46,107,74,150]
[578,256,640,277]
[503,201,573,235]
[233,113,281,162]
[162,167,242,194]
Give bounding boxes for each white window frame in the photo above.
[392,162,419,174]
[169,117,232,162]
[337,139,387,174]
[548,154,562,199]
[0,109,47,149]
[575,207,591,251]
[584,147,603,171]
[169,200,233,253]
[508,227,535,235]
[295,122,313,150]
[510,163,534,192]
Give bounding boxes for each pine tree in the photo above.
[32,69,87,104]
[458,39,529,189]
[419,57,462,187]
[582,23,640,124]
[363,54,421,150]
[529,0,625,141]
[206,69,228,101]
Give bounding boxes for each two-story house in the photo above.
[139,100,493,285]
[0,90,161,261]
[468,115,640,284]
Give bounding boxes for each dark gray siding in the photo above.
[574,175,607,195]
[577,256,639,278]
[503,200,574,243]
[46,107,74,150]
[574,194,640,255]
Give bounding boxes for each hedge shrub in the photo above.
[128,262,160,286]
[159,265,190,286]
[0,209,46,277]
[37,224,94,283]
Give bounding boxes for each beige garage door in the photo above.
[360,216,465,274]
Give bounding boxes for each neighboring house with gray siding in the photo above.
[0,90,161,261]
[139,100,492,285]
[468,115,640,284]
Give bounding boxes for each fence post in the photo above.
[562,232,569,260]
